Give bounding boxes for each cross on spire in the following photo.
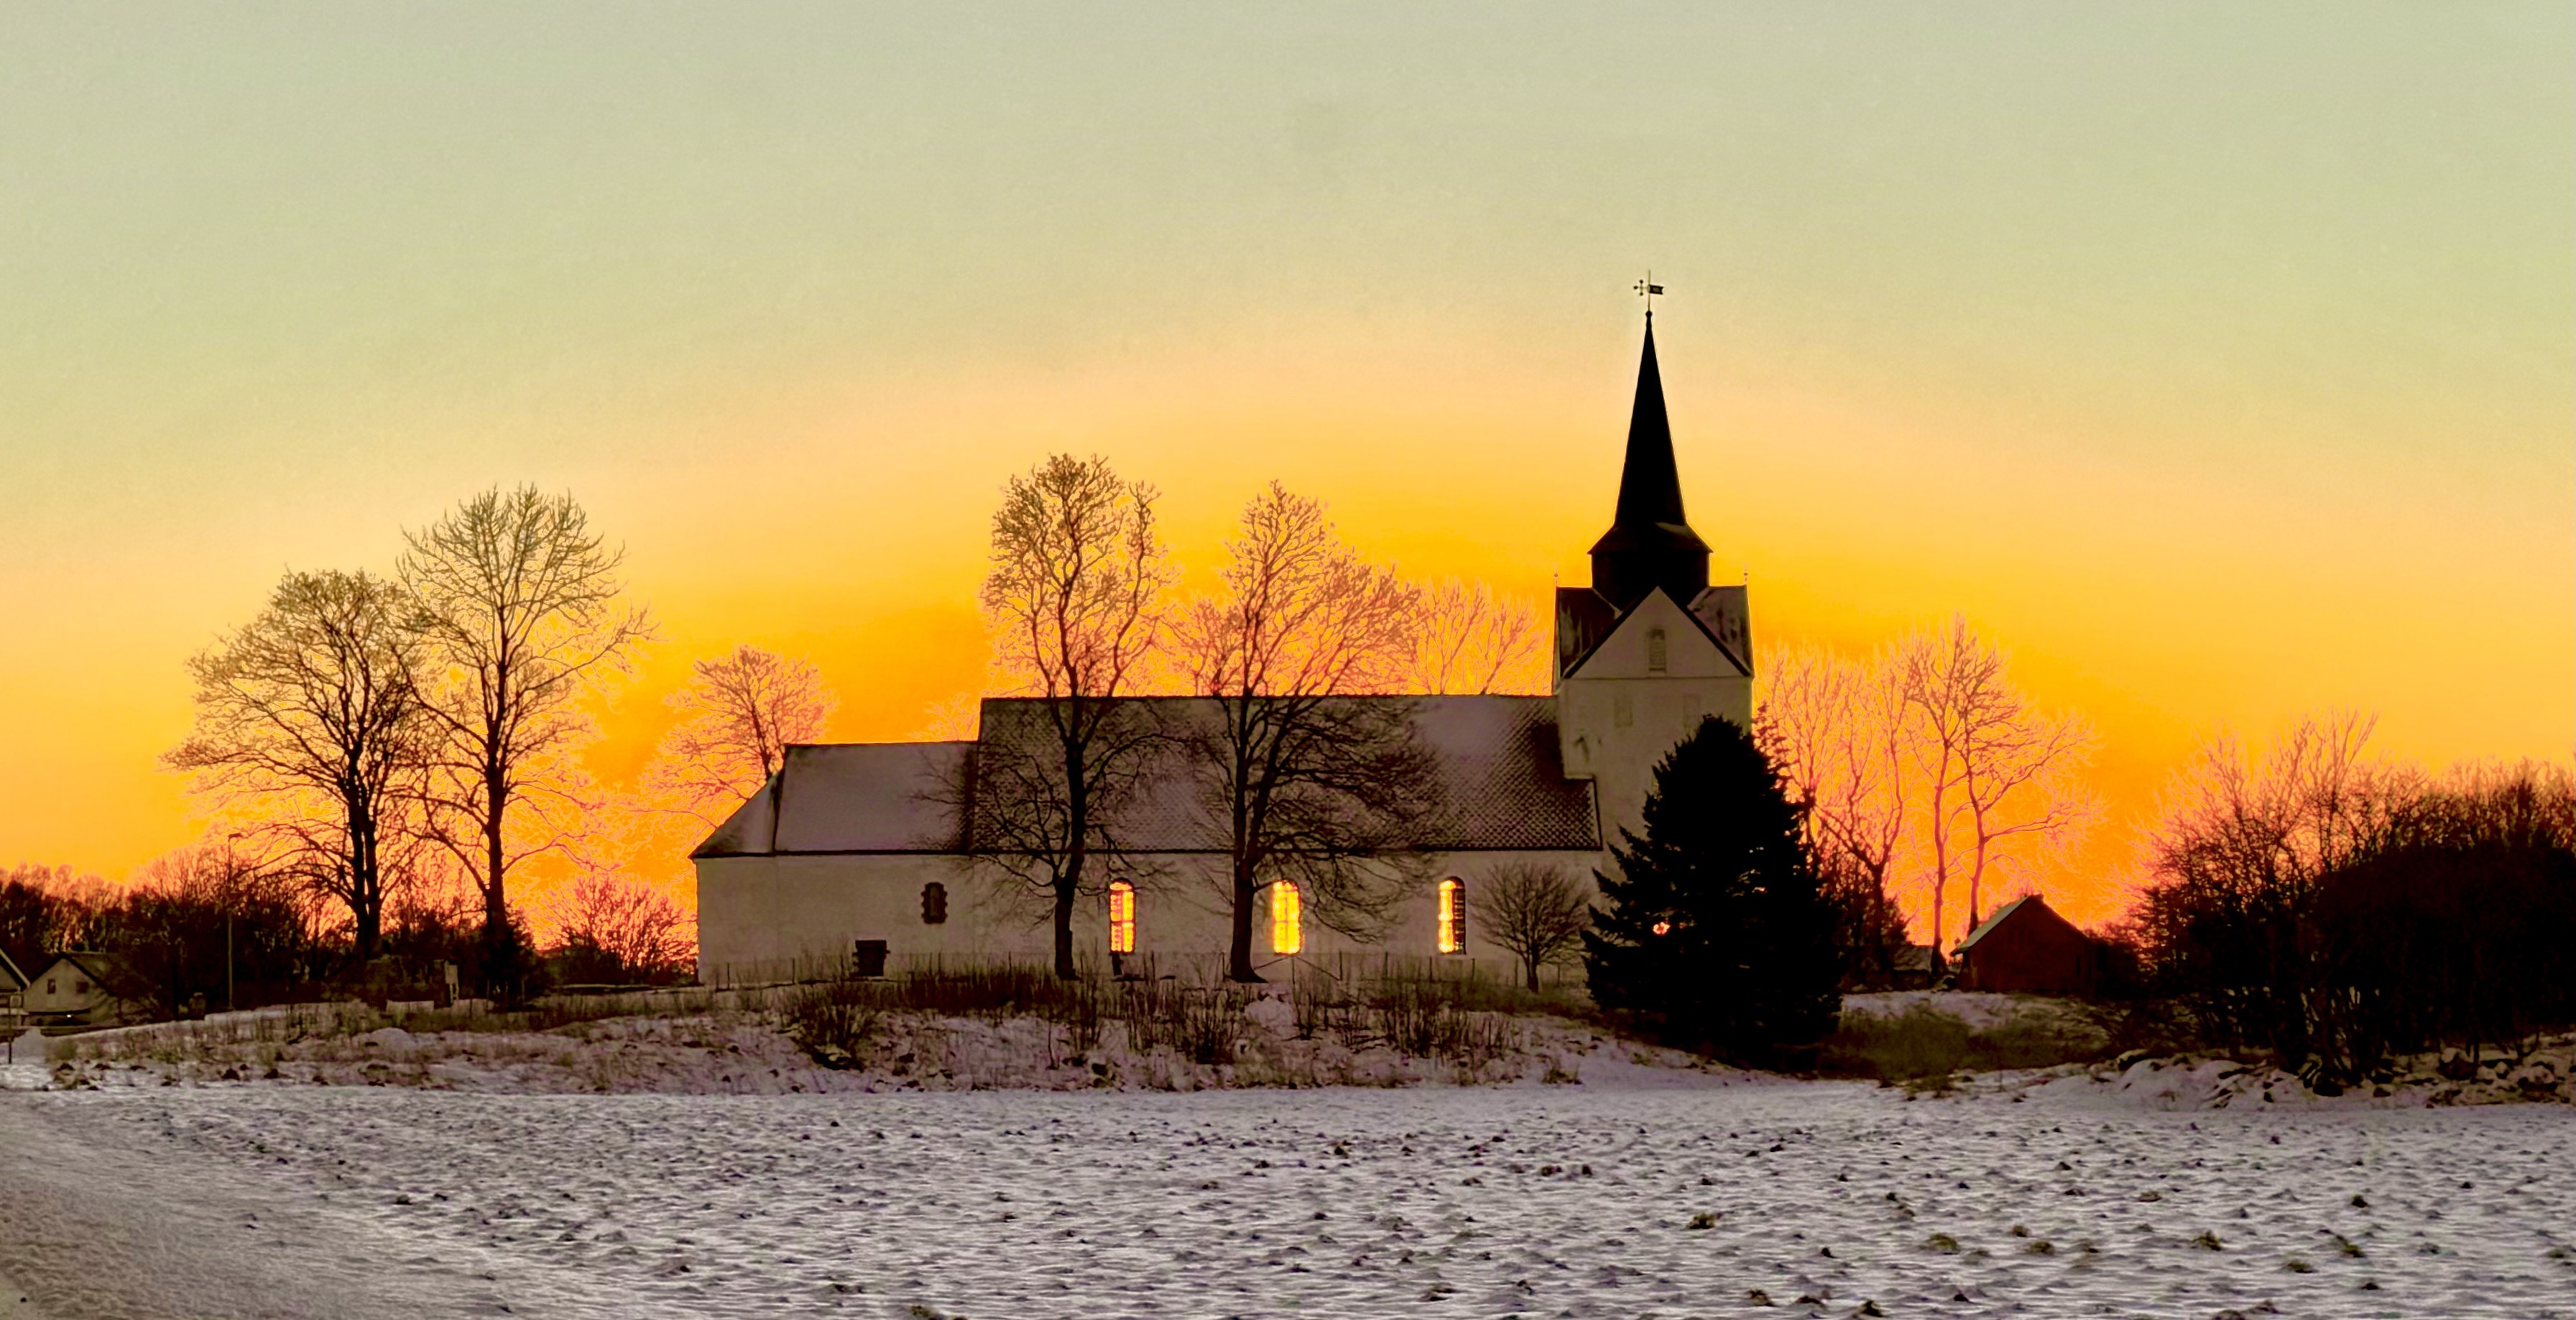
[1633,272,1664,319]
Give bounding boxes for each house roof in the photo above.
[0,949,24,992]
[33,951,121,986]
[1951,895,2082,954]
[694,695,1600,859]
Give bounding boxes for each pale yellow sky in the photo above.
[1,4,2567,928]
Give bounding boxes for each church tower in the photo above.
[1553,315,1755,843]
[1587,318,1710,610]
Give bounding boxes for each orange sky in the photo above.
[1,7,2567,933]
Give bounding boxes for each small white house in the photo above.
[22,951,129,1027]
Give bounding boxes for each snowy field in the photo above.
[2,1082,2570,1319]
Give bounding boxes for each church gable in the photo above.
[1689,584,1753,677]
[1561,588,1745,683]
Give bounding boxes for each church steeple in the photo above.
[1587,316,1710,610]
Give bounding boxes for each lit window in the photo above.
[1646,627,1668,673]
[1270,882,1303,955]
[1108,880,1136,954]
[1437,878,1466,954]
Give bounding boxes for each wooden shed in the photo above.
[1950,895,2099,995]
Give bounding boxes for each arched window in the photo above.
[920,882,948,925]
[1270,881,1303,956]
[1437,877,1466,954]
[1646,626,1668,673]
[1107,880,1136,954]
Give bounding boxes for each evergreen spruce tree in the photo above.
[1584,715,1842,1062]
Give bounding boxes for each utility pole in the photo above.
[226,912,234,1012]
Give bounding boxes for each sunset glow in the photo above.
[0,6,2565,938]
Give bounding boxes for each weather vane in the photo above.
[1634,271,1664,318]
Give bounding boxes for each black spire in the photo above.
[1588,316,1709,610]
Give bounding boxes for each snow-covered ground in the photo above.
[21,1007,1734,1096]
[1839,990,2106,1037]
[3,1081,2570,1319]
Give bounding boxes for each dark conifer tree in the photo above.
[1584,715,1842,1062]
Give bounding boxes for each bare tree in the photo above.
[1896,615,2096,950]
[1,864,110,979]
[1408,578,1545,694]
[400,486,652,990]
[644,645,836,825]
[1758,640,1916,979]
[913,692,983,741]
[1470,861,1592,991]
[541,873,695,983]
[2133,711,2395,1056]
[971,454,1173,978]
[165,569,430,962]
[1174,482,1443,982]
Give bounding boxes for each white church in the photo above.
[693,320,1755,984]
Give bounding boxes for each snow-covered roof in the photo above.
[695,696,1599,859]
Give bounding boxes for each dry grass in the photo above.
[782,962,1539,1076]
[1816,1002,2118,1088]
[53,963,1567,1089]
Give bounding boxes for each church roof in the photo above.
[1588,318,1709,561]
[693,696,1599,859]
[695,742,973,857]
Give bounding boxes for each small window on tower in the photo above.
[1270,882,1303,956]
[1437,877,1466,954]
[920,882,948,925]
[1108,880,1136,954]
[1646,627,1668,673]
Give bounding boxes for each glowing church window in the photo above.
[1108,880,1136,954]
[1437,878,1466,954]
[1270,882,1303,955]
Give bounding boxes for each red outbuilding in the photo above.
[1950,894,2100,995]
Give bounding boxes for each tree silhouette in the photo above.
[401,486,652,997]
[645,645,836,825]
[1470,861,1592,992]
[1586,715,1840,1062]
[1173,483,1441,981]
[972,454,1173,979]
[166,569,430,962]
